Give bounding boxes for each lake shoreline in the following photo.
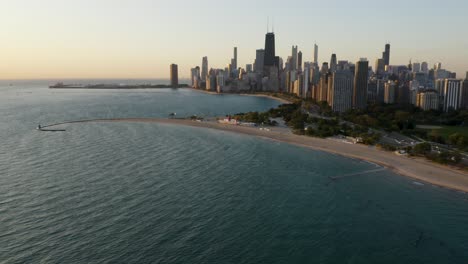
[44,117,468,194]
[189,88,293,104]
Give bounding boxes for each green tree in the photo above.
[413,142,432,156]
[448,133,468,150]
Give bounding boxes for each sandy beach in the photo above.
[44,117,468,193]
[189,88,293,104]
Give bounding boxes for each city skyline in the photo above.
[1,0,467,79]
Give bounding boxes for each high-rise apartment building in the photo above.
[421,62,429,73]
[330,54,337,73]
[190,67,200,88]
[353,59,369,109]
[462,73,468,109]
[337,60,350,71]
[297,51,303,71]
[435,79,446,97]
[318,72,330,102]
[255,49,265,74]
[417,91,439,111]
[384,81,396,104]
[206,71,217,92]
[367,78,386,104]
[291,46,298,71]
[314,44,318,64]
[396,85,410,105]
[375,59,385,76]
[328,70,354,112]
[412,63,421,73]
[170,64,178,87]
[216,71,226,93]
[443,79,462,112]
[311,64,320,85]
[233,47,237,70]
[201,57,208,81]
[320,62,329,75]
[303,63,310,98]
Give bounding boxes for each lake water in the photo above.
[1,82,468,263]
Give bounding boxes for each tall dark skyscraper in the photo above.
[170,64,178,87]
[255,49,265,73]
[232,47,238,71]
[291,46,298,70]
[330,54,337,72]
[264,32,276,67]
[382,44,391,66]
[201,56,208,81]
[314,44,318,64]
[298,51,303,71]
[353,59,369,109]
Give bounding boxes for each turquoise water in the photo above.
[1,83,468,263]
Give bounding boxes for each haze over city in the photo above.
[1,0,467,79]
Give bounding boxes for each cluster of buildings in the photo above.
[368,60,468,113]
[183,31,468,113]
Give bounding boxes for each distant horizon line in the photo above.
[0,77,192,81]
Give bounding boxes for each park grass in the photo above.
[419,125,468,139]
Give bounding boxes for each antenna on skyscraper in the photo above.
[267,17,269,32]
[272,17,275,33]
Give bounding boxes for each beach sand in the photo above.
[46,117,468,193]
[189,88,293,104]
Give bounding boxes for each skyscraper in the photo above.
[412,63,421,73]
[314,44,318,64]
[417,91,439,111]
[297,51,303,71]
[291,46,298,71]
[303,62,311,98]
[443,79,462,112]
[170,64,178,87]
[216,71,226,93]
[233,47,237,70]
[202,57,208,81]
[384,81,396,104]
[320,62,329,75]
[421,62,429,73]
[396,85,410,105]
[255,49,265,74]
[461,73,468,109]
[382,44,391,66]
[353,59,369,109]
[311,64,320,85]
[318,67,330,102]
[264,33,276,67]
[330,54,337,73]
[327,70,354,112]
[375,59,385,76]
[278,57,284,71]
[190,67,200,88]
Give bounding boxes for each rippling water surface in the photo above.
[1,83,468,263]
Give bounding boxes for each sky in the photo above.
[1,0,467,80]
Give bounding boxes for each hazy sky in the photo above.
[1,0,467,79]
